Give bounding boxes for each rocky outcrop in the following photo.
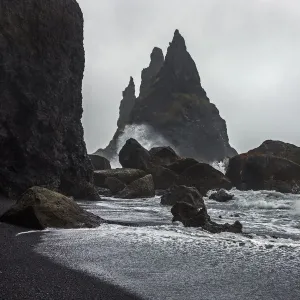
[129,30,237,162]
[89,154,111,170]
[139,47,164,98]
[226,140,300,193]
[226,153,300,193]
[0,187,103,229]
[209,189,234,202]
[116,174,155,199]
[93,168,147,188]
[161,185,204,206]
[248,140,300,165]
[0,0,97,199]
[95,30,236,163]
[177,163,232,196]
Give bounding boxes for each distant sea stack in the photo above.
[97,30,237,162]
[0,0,97,199]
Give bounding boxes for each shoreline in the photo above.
[0,198,142,300]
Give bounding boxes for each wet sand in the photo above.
[0,198,141,300]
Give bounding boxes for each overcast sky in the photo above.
[78,0,300,154]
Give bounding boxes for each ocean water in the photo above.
[34,189,300,300]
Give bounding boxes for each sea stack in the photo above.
[97,30,237,162]
[0,0,97,199]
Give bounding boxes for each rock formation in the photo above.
[226,140,300,193]
[0,0,97,199]
[96,30,236,162]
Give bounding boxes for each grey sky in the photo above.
[78,0,300,154]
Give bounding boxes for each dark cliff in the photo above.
[97,30,237,162]
[0,0,97,199]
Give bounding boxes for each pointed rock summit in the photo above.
[97,30,237,162]
[140,47,164,98]
[117,76,136,129]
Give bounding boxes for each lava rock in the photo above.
[161,185,204,207]
[0,0,96,199]
[117,175,155,199]
[89,154,111,170]
[0,187,104,230]
[166,158,199,174]
[149,146,180,166]
[119,138,151,170]
[105,177,125,195]
[226,153,300,193]
[178,163,232,196]
[209,189,234,202]
[93,168,147,188]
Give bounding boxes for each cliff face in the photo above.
[0,0,96,199]
[98,30,236,162]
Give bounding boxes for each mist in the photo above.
[78,0,300,154]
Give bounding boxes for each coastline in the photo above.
[0,198,142,300]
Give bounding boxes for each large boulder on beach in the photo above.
[149,165,179,190]
[117,175,155,199]
[226,154,300,193]
[89,155,111,170]
[0,0,97,200]
[0,187,103,230]
[94,168,146,187]
[177,163,232,195]
[171,202,242,233]
[161,185,204,207]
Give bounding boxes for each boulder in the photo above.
[149,165,179,190]
[119,138,151,170]
[209,189,234,202]
[178,163,232,195]
[161,185,204,207]
[0,187,103,230]
[96,187,112,197]
[248,140,300,165]
[117,175,155,199]
[105,177,125,195]
[226,154,300,193]
[171,202,242,234]
[0,0,97,200]
[149,146,180,166]
[89,154,111,170]
[94,168,146,188]
[166,158,199,174]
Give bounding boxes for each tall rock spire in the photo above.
[117,77,136,129]
[139,47,164,98]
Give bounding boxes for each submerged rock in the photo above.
[89,154,111,171]
[171,202,242,234]
[0,187,103,230]
[117,175,155,199]
[209,189,234,202]
[0,0,96,199]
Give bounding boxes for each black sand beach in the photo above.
[0,198,141,300]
